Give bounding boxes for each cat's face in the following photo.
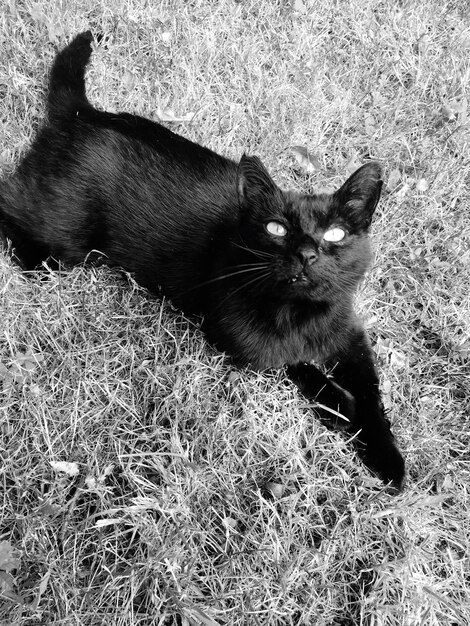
[235,156,382,304]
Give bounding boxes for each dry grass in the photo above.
[1,1,469,624]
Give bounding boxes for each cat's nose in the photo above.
[297,247,317,266]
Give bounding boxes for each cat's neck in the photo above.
[204,287,355,369]
[216,284,351,329]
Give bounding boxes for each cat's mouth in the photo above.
[288,272,309,285]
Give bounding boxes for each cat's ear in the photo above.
[333,163,383,230]
[237,154,284,212]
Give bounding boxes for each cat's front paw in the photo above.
[361,437,405,493]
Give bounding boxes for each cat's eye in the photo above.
[266,221,287,237]
[323,227,346,243]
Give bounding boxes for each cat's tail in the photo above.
[47,31,94,123]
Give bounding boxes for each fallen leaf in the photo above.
[365,315,378,329]
[442,104,455,122]
[396,182,411,200]
[372,90,386,107]
[291,146,322,173]
[442,97,468,124]
[443,474,455,489]
[0,363,12,387]
[409,247,423,261]
[29,384,42,396]
[264,481,285,498]
[226,370,241,387]
[0,541,20,572]
[387,168,401,190]
[50,461,80,476]
[293,0,308,14]
[39,501,63,517]
[183,605,220,626]
[28,4,45,24]
[0,571,15,592]
[29,570,51,611]
[344,152,362,175]
[95,518,123,528]
[416,178,429,192]
[390,349,408,370]
[413,494,450,508]
[375,340,408,370]
[459,30,470,50]
[364,112,377,136]
[222,517,238,530]
[374,337,391,358]
[2,350,45,390]
[455,340,470,361]
[156,106,194,123]
[46,20,62,44]
[122,69,135,91]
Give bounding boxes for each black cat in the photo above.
[0,32,405,491]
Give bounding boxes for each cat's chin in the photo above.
[284,280,321,302]
[279,279,336,310]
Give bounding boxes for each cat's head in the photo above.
[235,155,382,304]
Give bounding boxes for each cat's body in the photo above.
[0,32,405,490]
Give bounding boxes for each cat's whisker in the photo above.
[231,242,274,260]
[183,264,270,294]
[215,270,272,311]
[225,261,271,269]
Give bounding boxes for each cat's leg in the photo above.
[287,330,405,492]
[0,226,7,254]
[0,219,49,270]
[287,361,357,431]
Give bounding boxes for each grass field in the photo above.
[1,1,469,624]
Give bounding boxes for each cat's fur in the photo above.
[0,32,405,491]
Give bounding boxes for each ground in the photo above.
[0,1,469,624]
